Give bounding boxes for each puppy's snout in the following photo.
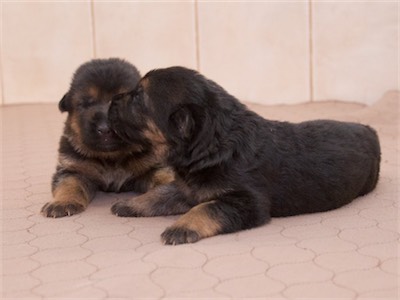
[96,122,112,136]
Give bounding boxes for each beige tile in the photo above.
[2,2,93,104]
[192,242,252,259]
[315,251,379,273]
[144,246,206,268]
[380,258,398,275]
[29,232,87,250]
[358,288,399,299]
[90,260,155,280]
[339,227,398,247]
[82,235,141,252]
[312,2,398,104]
[297,236,357,254]
[94,2,196,74]
[86,250,143,268]
[152,268,218,296]
[32,246,91,265]
[238,232,297,247]
[33,279,95,298]
[32,261,96,283]
[203,253,268,280]
[284,281,356,299]
[165,288,231,299]
[358,241,399,261]
[334,267,397,294]
[3,274,40,296]
[359,206,398,222]
[2,244,37,259]
[281,223,339,239]
[78,222,134,238]
[2,208,33,220]
[215,274,285,298]
[3,257,40,275]
[3,218,34,232]
[252,244,314,266]
[198,2,310,104]
[2,230,35,246]
[321,214,377,229]
[95,275,164,298]
[29,219,83,236]
[267,261,332,285]
[53,286,107,299]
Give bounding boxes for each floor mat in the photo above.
[1,91,399,299]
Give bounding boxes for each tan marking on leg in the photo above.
[53,176,90,207]
[151,167,175,187]
[173,201,221,239]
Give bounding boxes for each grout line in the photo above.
[308,0,315,102]
[0,1,5,105]
[397,1,400,94]
[194,0,201,72]
[90,0,97,59]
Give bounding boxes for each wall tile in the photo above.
[198,2,310,105]
[2,2,93,104]
[312,2,398,104]
[94,2,197,75]
[0,64,3,105]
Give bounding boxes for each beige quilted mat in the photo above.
[1,91,399,299]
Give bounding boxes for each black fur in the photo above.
[109,66,381,244]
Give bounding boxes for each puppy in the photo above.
[108,66,381,245]
[41,58,174,218]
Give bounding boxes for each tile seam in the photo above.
[308,0,315,102]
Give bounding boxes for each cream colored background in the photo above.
[0,1,398,106]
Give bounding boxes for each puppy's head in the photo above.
[108,66,241,164]
[61,58,142,154]
[108,67,212,146]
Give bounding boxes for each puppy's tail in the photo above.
[358,125,381,196]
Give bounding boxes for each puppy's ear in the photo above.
[169,106,195,140]
[58,93,71,112]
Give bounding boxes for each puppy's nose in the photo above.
[96,123,111,135]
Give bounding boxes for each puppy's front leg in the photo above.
[111,183,192,217]
[41,174,96,218]
[161,190,271,245]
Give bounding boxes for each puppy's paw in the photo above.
[111,201,142,217]
[41,201,84,218]
[161,226,200,245]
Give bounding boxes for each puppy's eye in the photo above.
[79,97,95,108]
[133,93,140,102]
[113,93,126,101]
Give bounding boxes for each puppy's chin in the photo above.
[84,139,129,153]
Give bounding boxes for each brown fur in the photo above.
[41,58,175,218]
[163,201,222,244]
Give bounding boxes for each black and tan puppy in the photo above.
[41,58,174,218]
[108,66,381,245]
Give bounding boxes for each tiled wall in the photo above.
[1,1,398,106]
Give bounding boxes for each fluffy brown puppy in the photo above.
[108,66,380,245]
[41,58,174,218]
